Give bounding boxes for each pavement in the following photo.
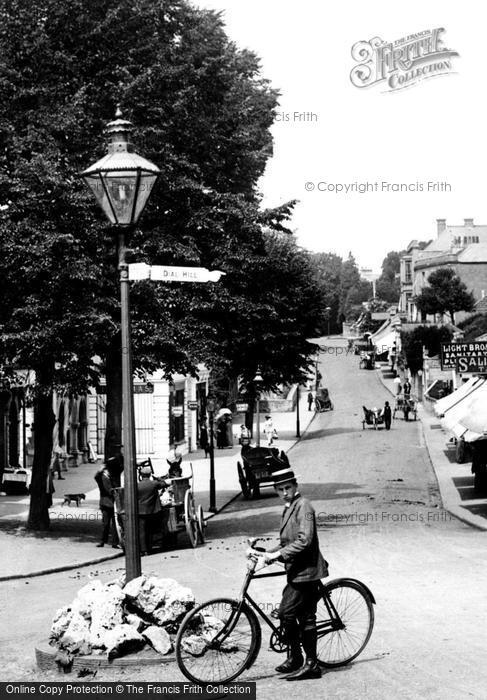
[375,359,487,531]
[0,390,315,580]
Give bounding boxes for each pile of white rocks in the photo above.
[49,575,195,665]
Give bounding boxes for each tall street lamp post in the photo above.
[207,397,217,513]
[325,306,331,338]
[295,382,301,438]
[253,367,263,447]
[81,108,160,583]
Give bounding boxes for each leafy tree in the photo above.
[415,268,475,324]
[400,325,453,375]
[0,0,321,528]
[338,253,363,320]
[376,251,402,303]
[309,252,342,333]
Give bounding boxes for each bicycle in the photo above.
[175,538,375,684]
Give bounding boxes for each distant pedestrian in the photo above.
[239,424,251,447]
[263,415,278,447]
[383,401,392,430]
[166,448,182,477]
[216,419,226,449]
[199,419,210,457]
[315,372,322,391]
[307,391,314,411]
[225,413,234,448]
[50,447,64,480]
[94,463,119,548]
[403,380,412,398]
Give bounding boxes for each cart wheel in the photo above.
[184,490,198,548]
[314,398,321,412]
[329,402,334,411]
[237,462,251,500]
[197,504,206,544]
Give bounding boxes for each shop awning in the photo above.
[371,320,397,355]
[441,377,487,442]
[434,376,484,417]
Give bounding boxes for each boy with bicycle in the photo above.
[249,467,328,680]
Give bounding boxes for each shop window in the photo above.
[170,389,185,444]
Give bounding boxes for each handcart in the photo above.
[237,445,290,499]
[359,352,376,370]
[393,395,417,421]
[362,405,384,430]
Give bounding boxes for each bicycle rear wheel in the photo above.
[317,580,374,667]
[175,597,261,684]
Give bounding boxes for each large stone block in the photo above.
[143,626,173,655]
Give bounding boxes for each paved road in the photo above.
[2,337,487,698]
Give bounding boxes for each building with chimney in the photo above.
[400,219,487,324]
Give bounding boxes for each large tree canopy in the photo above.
[415,268,475,324]
[0,0,322,528]
[376,251,402,303]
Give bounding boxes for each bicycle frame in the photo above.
[209,559,359,649]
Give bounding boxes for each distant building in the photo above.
[400,219,487,324]
[398,240,430,319]
[1,369,211,482]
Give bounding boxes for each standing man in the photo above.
[263,415,277,447]
[403,379,412,398]
[199,419,210,458]
[383,401,392,430]
[251,468,328,680]
[94,462,119,548]
[307,390,314,411]
[137,466,166,555]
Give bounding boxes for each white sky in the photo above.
[195,0,486,271]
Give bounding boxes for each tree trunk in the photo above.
[104,336,123,462]
[27,367,55,531]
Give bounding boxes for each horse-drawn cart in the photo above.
[315,387,334,412]
[237,446,290,499]
[113,464,205,551]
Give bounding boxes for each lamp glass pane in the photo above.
[83,174,116,224]
[102,171,138,225]
[133,173,158,223]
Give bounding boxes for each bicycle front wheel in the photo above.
[317,580,374,667]
[175,597,261,684]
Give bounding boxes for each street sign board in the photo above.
[236,403,249,412]
[171,406,184,417]
[128,263,225,283]
[187,400,198,410]
[441,341,487,372]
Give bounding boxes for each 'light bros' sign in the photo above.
[441,342,487,373]
[350,28,459,92]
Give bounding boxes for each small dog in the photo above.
[62,493,86,507]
